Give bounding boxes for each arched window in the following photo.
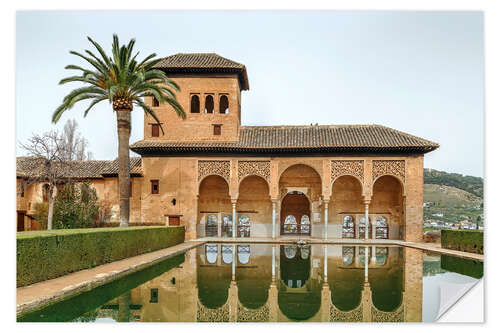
[283,215,297,234]
[300,246,310,260]
[375,216,389,239]
[375,247,388,266]
[152,96,159,107]
[205,214,218,237]
[204,95,214,114]
[359,217,372,239]
[205,244,218,264]
[342,216,355,238]
[222,214,232,237]
[42,184,50,202]
[342,246,354,266]
[238,214,250,237]
[237,245,251,264]
[222,245,233,264]
[300,215,310,234]
[190,95,200,113]
[284,245,297,259]
[219,95,229,114]
[358,247,371,266]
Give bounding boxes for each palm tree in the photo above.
[53,35,185,227]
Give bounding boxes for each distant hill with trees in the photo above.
[423,169,483,228]
[424,168,483,198]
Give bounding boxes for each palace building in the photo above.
[17,53,439,242]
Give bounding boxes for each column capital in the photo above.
[231,199,237,205]
[363,198,371,205]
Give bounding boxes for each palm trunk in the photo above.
[116,109,131,227]
[117,291,131,322]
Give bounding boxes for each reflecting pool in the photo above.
[18,244,483,322]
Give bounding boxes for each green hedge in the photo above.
[17,226,184,287]
[441,230,483,254]
[441,255,483,279]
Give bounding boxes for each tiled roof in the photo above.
[100,157,142,175]
[130,125,439,155]
[16,157,142,179]
[154,53,249,90]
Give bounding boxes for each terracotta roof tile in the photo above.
[16,157,142,179]
[154,53,249,90]
[130,125,439,154]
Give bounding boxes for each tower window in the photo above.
[190,95,200,113]
[151,180,159,194]
[151,123,160,137]
[152,97,159,107]
[213,124,221,135]
[204,95,214,114]
[219,95,229,114]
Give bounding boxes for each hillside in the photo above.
[424,168,483,197]
[423,169,483,227]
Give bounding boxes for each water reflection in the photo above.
[19,244,483,323]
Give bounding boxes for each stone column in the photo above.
[217,212,222,238]
[361,281,372,322]
[364,200,370,239]
[364,246,369,280]
[324,200,329,240]
[323,245,328,282]
[272,245,276,280]
[232,244,236,280]
[232,200,237,238]
[272,200,277,239]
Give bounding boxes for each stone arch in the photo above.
[372,174,405,196]
[371,175,404,240]
[278,162,323,186]
[237,174,270,194]
[198,175,232,237]
[237,175,272,237]
[329,175,365,236]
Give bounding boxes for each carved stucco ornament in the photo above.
[198,160,231,183]
[330,160,364,183]
[238,160,271,182]
[372,160,405,183]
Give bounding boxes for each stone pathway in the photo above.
[16,240,203,316]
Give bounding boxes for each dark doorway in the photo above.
[169,216,180,226]
[280,192,311,236]
[17,211,25,232]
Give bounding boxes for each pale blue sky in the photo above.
[16,11,484,177]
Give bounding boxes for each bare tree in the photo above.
[19,131,73,230]
[62,119,93,161]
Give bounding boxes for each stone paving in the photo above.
[16,237,482,318]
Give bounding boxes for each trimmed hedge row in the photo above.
[17,226,185,287]
[441,229,483,254]
[441,255,483,279]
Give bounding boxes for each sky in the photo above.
[16,11,484,177]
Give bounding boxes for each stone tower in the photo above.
[143,53,249,142]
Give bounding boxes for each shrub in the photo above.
[53,182,99,229]
[33,202,49,229]
[441,229,483,254]
[17,226,185,287]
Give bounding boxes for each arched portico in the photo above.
[278,164,322,237]
[198,175,231,238]
[371,175,404,240]
[236,175,272,238]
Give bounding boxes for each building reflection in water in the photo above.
[100,244,423,322]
